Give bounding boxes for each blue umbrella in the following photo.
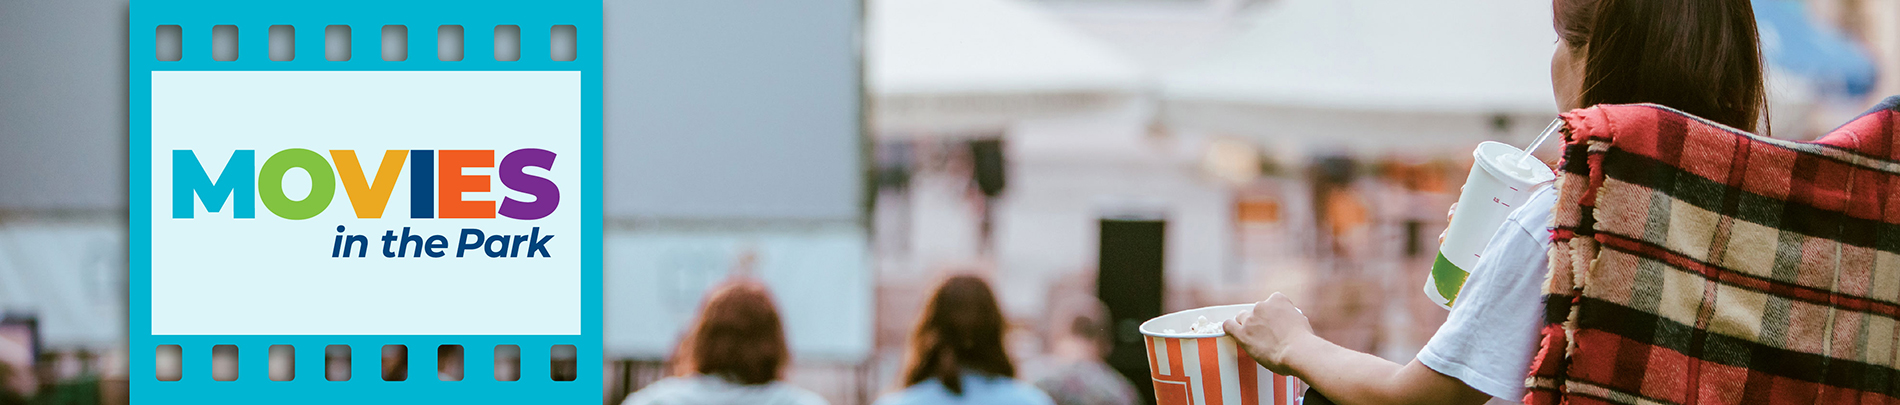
[1754,0,1880,97]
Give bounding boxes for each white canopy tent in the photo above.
[868,0,1143,135]
[1161,0,1563,156]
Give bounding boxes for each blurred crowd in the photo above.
[618,275,1137,405]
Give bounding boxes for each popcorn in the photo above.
[1189,315,1224,334]
[1164,316,1225,334]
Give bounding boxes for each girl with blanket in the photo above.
[1222,0,1770,404]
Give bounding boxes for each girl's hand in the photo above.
[1439,202,1457,244]
[1222,293,1316,374]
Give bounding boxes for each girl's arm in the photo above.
[1223,294,1492,405]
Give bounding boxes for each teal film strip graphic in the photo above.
[130,1,601,403]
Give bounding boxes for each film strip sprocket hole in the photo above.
[149,343,576,383]
[131,1,602,403]
[152,23,579,63]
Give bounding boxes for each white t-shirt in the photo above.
[1416,185,1556,405]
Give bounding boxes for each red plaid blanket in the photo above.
[1526,97,1900,405]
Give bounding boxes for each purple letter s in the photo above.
[497,148,560,220]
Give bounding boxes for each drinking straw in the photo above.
[1518,118,1562,165]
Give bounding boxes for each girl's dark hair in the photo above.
[1557,0,1767,133]
[673,278,789,385]
[902,275,1014,395]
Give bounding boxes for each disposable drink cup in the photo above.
[1139,304,1305,405]
[1425,141,1556,309]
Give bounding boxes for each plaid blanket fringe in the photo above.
[1526,96,1900,405]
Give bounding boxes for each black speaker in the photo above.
[1097,218,1166,405]
[969,139,1006,198]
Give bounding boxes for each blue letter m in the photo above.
[173,150,255,219]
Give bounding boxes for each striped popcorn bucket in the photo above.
[1139,304,1305,405]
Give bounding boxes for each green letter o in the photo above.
[258,148,336,220]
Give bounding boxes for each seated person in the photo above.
[623,278,828,405]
